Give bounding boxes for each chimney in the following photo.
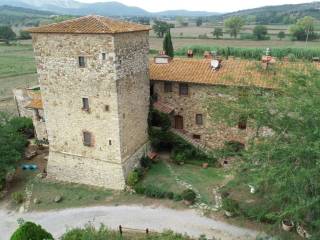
[187,49,193,58]
[154,51,171,64]
[204,51,212,59]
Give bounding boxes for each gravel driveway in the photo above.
[0,205,260,240]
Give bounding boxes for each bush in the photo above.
[127,171,139,187]
[11,192,24,204]
[140,156,152,169]
[149,109,171,131]
[61,224,115,240]
[133,184,146,194]
[10,221,53,240]
[181,189,197,203]
[222,198,240,215]
[8,117,34,139]
[144,185,166,198]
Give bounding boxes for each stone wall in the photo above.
[114,32,150,164]
[32,109,48,140]
[32,32,150,189]
[12,88,33,118]
[152,81,255,149]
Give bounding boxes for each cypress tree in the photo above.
[163,30,174,58]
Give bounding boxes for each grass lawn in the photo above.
[30,178,114,211]
[0,43,36,79]
[141,159,228,205]
[172,164,226,204]
[140,161,185,193]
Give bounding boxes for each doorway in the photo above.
[174,115,184,129]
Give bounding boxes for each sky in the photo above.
[76,0,317,12]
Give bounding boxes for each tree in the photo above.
[277,31,285,40]
[153,20,174,38]
[253,25,268,40]
[196,17,203,27]
[208,65,320,236]
[10,221,53,240]
[19,30,31,40]
[163,30,174,58]
[224,16,245,38]
[289,16,317,42]
[212,27,223,39]
[0,26,16,44]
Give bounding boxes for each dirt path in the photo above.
[0,205,261,240]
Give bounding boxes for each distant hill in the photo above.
[155,10,219,17]
[0,5,56,27]
[213,2,320,24]
[0,0,218,17]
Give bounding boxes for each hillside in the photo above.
[0,0,218,17]
[213,2,320,24]
[0,5,56,26]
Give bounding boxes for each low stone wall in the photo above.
[47,151,126,190]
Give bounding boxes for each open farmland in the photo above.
[150,37,320,51]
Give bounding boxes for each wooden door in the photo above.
[175,115,184,129]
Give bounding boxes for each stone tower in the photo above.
[28,16,150,189]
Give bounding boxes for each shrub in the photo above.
[140,156,152,169]
[181,189,197,203]
[134,167,144,179]
[144,185,166,199]
[61,224,114,240]
[222,198,240,215]
[133,184,146,194]
[173,194,183,201]
[10,221,53,240]
[165,191,174,199]
[149,109,171,131]
[127,171,139,187]
[8,117,34,139]
[11,192,24,204]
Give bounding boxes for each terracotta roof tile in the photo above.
[27,15,151,34]
[150,58,286,89]
[26,98,43,109]
[26,92,43,109]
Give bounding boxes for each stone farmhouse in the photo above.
[14,15,289,189]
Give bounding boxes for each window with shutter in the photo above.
[82,98,89,111]
[164,82,172,92]
[78,56,85,67]
[196,114,203,125]
[83,131,92,147]
[179,84,188,96]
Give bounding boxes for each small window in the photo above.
[78,56,85,67]
[164,82,172,93]
[109,140,112,145]
[102,53,106,60]
[105,105,109,111]
[82,98,89,111]
[193,134,201,140]
[83,131,92,147]
[196,114,203,125]
[179,84,188,96]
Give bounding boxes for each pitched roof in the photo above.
[150,58,282,89]
[27,15,151,34]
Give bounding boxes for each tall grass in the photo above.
[176,45,320,60]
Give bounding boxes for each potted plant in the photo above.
[281,219,294,232]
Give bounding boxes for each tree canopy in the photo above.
[152,20,174,38]
[209,64,320,237]
[212,27,223,39]
[163,31,174,58]
[290,16,318,41]
[224,16,245,38]
[0,26,16,44]
[252,25,268,40]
